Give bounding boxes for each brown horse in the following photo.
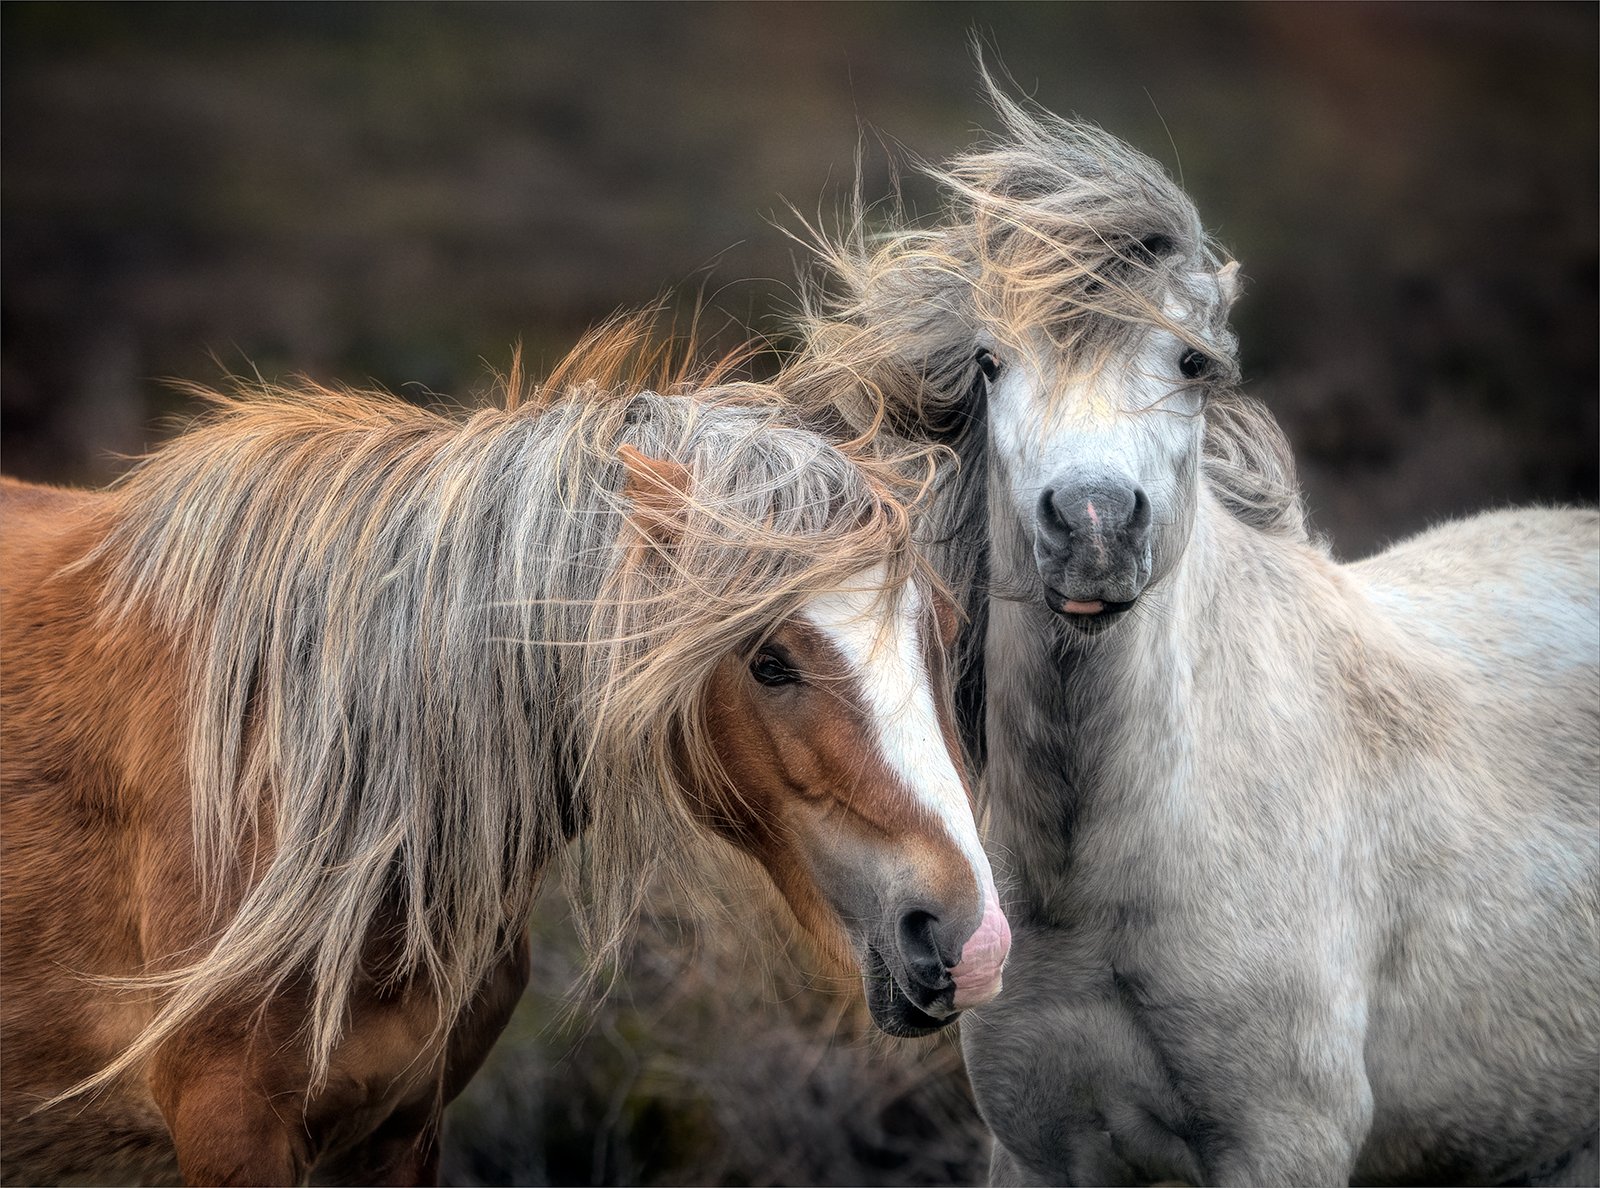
[0,327,1010,1185]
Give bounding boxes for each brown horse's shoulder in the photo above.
[441,932,532,1099]
[312,936,532,1179]
[1,475,127,800]
[142,935,534,1184]
[0,470,195,1137]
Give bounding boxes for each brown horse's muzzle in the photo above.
[860,889,1011,1037]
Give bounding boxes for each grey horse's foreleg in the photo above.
[987,1132,1141,1187]
[1517,1135,1598,1187]
[1199,1103,1365,1187]
[988,1139,1049,1187]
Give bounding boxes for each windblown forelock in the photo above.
[580,411,936,928]
[786,79,1305,566]
[938,106,1240,396]
[784,108,1241,441]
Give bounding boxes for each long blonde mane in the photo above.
[74,315,934,1095]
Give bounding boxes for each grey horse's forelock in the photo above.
[788,75,1307,553]
[66,337,932,1098]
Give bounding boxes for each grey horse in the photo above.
[788,84,1599,1186]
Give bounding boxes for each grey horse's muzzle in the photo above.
[1033,472,1153,626]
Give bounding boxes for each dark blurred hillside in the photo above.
[4,2,1595,555]
[2,6,1596,1185]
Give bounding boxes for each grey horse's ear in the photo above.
[1217,260,1242,306]
[618,444,692,546]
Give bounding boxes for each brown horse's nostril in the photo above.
[896,908,954,991]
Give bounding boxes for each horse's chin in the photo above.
[861,944,959,1038]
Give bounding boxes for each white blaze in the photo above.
[801,566,1008,1003]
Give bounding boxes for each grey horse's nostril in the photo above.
[1038,488,1073,542]
[1130,487,1151,535]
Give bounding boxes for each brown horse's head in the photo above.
[618,445,1008,1035]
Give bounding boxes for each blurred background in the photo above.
[3,3,1595,1184]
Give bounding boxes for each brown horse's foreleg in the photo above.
[315,1103,442,1187]
[150,1052,310,1187]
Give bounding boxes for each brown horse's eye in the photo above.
[1179,348,1211,380]
[750,650,798,687]
[974,347,1002,383]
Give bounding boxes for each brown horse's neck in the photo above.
[4,484,177,806]
[3,482,267,960]
[2,476,558,975]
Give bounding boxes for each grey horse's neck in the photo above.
[984,488,1336,924]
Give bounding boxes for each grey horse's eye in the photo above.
[974,348,1002,383]
[1179,348,1211,380]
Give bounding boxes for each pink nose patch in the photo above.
[950,892,1011,1009]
